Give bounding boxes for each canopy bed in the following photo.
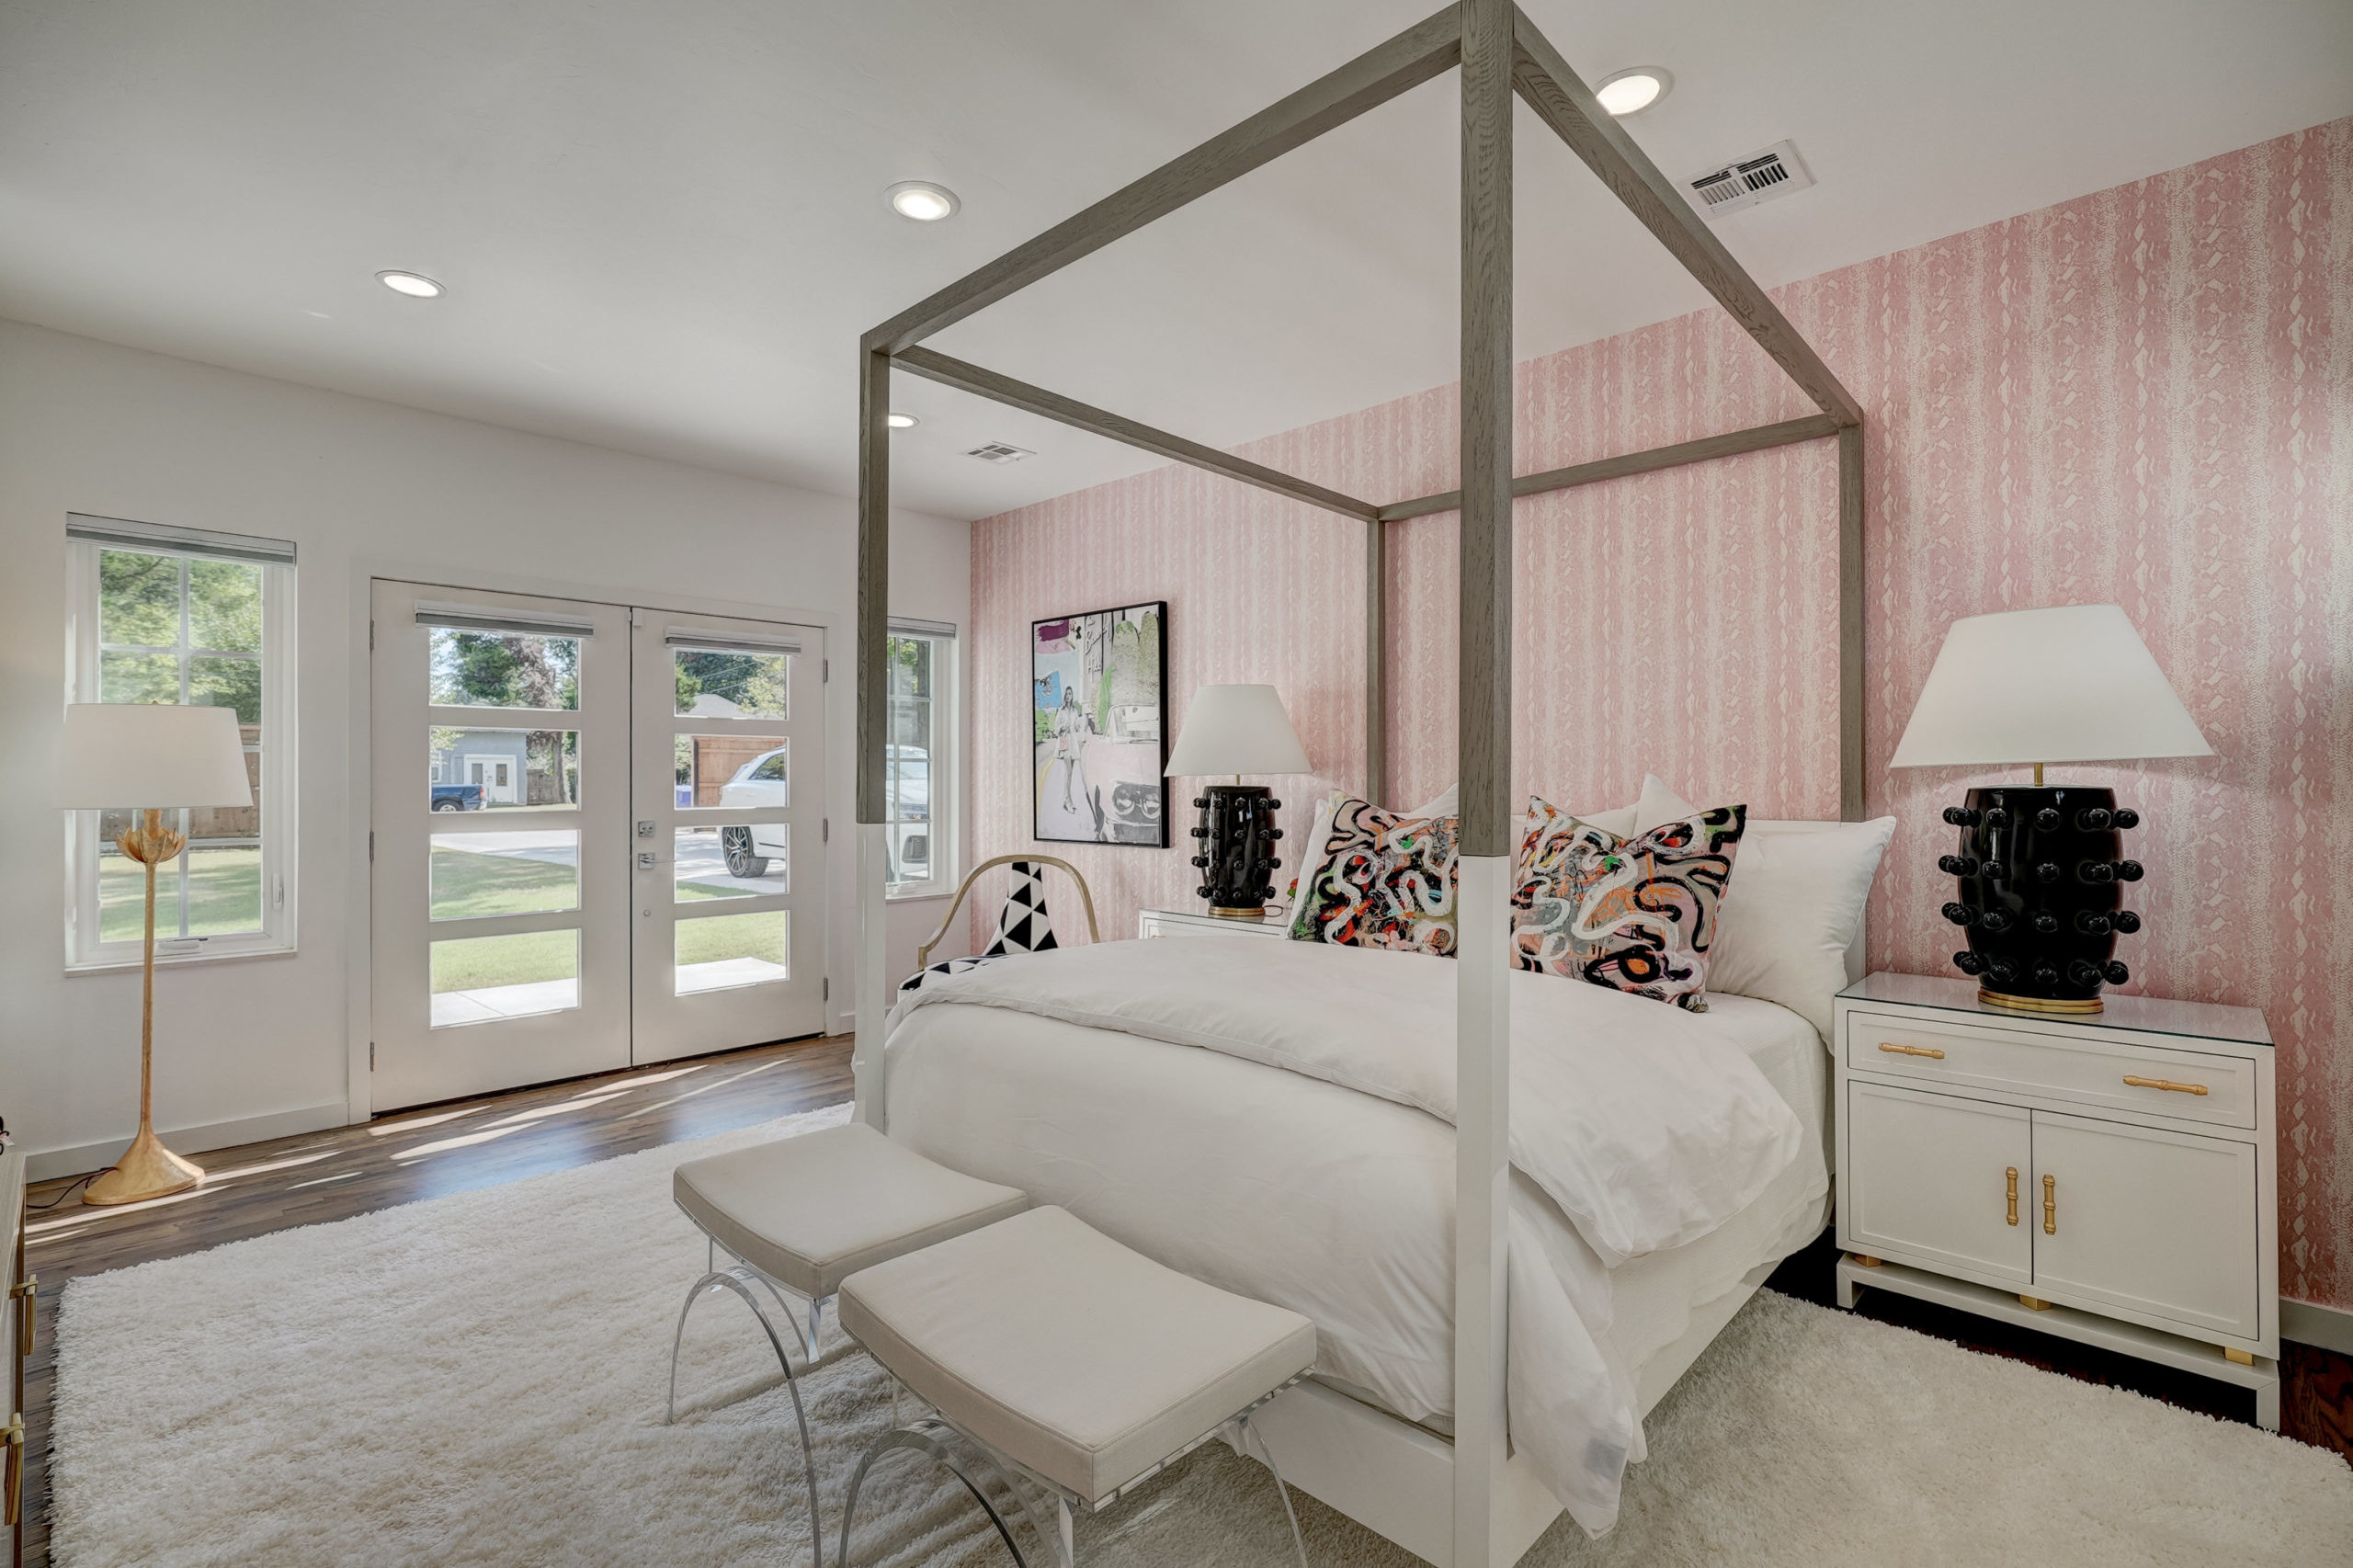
[851,5,1867,1564]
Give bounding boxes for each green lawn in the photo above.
[429,841,579,919]
[98,839,782,990]
[424,840,784,993]
[430,928,580,993]
[99,846,261,943]
[426,912,785,994]
[676,909,787,969]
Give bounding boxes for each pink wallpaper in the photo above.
[969,120,2352,1308]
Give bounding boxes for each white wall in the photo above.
[0,320,969,1176]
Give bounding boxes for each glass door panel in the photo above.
[370,581,631,1109]
[631,617,824,1061]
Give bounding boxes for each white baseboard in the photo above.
[2281,1297,2353,1357]
[25,1101,354,1183]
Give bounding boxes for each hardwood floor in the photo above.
[15,1032,2345,1564]
[16,1030,851,1568]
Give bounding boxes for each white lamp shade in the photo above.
[1889,605,2213,769]
[1164,684,1312,777]
[58,703,255,809]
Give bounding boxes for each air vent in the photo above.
[965,442,1036,465]
[1685,139,1814,219]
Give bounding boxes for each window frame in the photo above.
[883,624,956,901]
[63,535,299,970]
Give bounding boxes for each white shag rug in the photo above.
[51,1106,2353,1568]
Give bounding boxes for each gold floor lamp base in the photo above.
[82,1125,204,1207]
[85,808,209,1207]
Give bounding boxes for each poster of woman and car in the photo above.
[1032,602,1166,846]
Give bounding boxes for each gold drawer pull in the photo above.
[2006,1166,2018,1226]
[1879,1042,1946,1059]
[2042,1173,2057,1235]
[2122,1074,2209,1096]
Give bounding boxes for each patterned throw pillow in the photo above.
[1289,797,1460,956]
[1513,796,1746,1009]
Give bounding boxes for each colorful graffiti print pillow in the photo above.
[1513,796,1746,1009]
[1289,797,1461,957]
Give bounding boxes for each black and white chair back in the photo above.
[897,854,1098,999]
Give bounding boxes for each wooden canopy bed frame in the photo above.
[851,5,1865,1563]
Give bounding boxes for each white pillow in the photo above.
[1408,780,1635,836]
[1575,802,1638,837]
[1634,776,1895,1042]
[1409,783,1458,817]
[1281,783,1631,921]
[1279,790,1345,919]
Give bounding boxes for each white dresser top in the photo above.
[1839,971,2271,1048]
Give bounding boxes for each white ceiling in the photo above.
[3,1,2347,521]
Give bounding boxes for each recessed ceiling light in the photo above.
[887,181,961,222]
[886,412,919,429]
[376,270,445,298]
[1595,67,1671,118]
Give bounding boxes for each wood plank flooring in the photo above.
[16,1030,851,1568]
[15,1029,2346,1566]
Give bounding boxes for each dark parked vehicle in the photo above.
[431,783,485,812]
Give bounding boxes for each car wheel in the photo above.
[722,826,769,879]
[432,799,460,812]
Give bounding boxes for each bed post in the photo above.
[1455,0,1513,1562]
[854,343,892,1127]
[1366,516,1387,801]
[1837,422,1865,823]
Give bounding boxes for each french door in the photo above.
[369,580,825,1110]
[631,610,825,1060]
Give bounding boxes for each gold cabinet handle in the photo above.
[3,1414,20,1528]
[2042,1173,2057,1235]
[9,1274,31,1358]
[2006,1166,2018,1226]
[2122,1074,2209,1096]
[1879,1042,1946,1059]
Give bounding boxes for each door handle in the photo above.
[636,853,662,870]
[2006,1167,2018,1226]
[2042,1173,2057,1235]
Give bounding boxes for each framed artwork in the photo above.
[1032,602,1166,846]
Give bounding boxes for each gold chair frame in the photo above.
[914,854,1101,972]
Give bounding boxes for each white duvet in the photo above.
[881,937,1812,1534]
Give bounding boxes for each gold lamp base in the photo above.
[83,1124,204,1207]
[1978,988,2106,1016]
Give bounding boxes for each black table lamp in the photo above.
[1165,684,1312,920]
[1891,604,2212,1014]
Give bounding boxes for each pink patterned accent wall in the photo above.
[969,120,2352,1307]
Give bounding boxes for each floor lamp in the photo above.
[58,702,256,1206]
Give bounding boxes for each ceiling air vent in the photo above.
[965,442,1036,465]
[1685,139,1814,219]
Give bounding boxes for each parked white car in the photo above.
[715,744,928,880]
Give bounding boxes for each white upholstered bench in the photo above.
[668,1123,1029,1567]
[835,1206,1318,1568]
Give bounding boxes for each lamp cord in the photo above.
[27,1172,102,1210]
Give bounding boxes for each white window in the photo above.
[885,622,955,898]
[64,516,297,968]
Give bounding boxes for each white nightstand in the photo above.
[1137,906,1290,940]
[1834,971,2279,1428]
